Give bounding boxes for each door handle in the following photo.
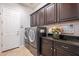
[17,31,19,35]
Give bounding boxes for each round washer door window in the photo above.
[28,29,35,42]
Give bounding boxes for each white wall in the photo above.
[31,3,47,14]
[0,3,32,50]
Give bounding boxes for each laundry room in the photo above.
[0,1,79,58]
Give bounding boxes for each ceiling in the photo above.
[19,3,40,9]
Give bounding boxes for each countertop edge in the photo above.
[41,37,79,47]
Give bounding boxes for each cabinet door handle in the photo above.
[54,49,56,52]
[51,48,52,50]
[62,46,68,49]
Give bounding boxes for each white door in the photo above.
[1,5,20,51]
[0,6,2,51]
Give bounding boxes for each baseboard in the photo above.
[19,45,25,48]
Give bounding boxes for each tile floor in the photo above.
[0,47,33,56]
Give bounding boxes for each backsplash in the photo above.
[44,20,79,36]
[62,24,75,34]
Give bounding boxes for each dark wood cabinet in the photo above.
[36,8,45,26]
[36,11,40,26]
[38,8,45,26]
[41,38,54,56]
[76,4,79,18]
[31,3,79,27]
[45,3,56,25]
[30,13,37,27]
[57,3,78,22]
[30,14,34,27]
[31,8,45,26]
[54,41,79,56]
[54,48,76,56]
[41,37,79,56]
[30,3,57,26]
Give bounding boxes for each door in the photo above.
[1,5,20,51]
[0,6,2,51]
[30,13,37,27]
[76,4,79,18]
[38,8,45,26]
[57,3,78,22]
[28,27,37,48]
[41,38,53,56]
[45,3,56,25]
[31,14,35,27]
[55,48,76,56]
[36,11,40,26]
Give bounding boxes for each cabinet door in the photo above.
[36,11,40,26]
[45,3,56,25]
[41,38,53,56]
[0,7,2,51]
[30,13,37,27]
[76,4,79,18]
[54,41,78,56]
[38,8,45,26]
[55,48,77,56]
[57,3,78,22]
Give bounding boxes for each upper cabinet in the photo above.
[30,12,37,27]
[31,3,79,27]
[31,8,45,27]
[45,3,56,25]
[76,4,79,18]
[30,3,57,27]
[57,3,78,22]
[37,8,45,26]
[36,11,40,26]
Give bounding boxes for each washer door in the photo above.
[28,29,36,42]
[25,30,29,39]
[24,29,30,44]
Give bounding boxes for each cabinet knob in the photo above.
[54,49,56,52]
[51,48,52,50]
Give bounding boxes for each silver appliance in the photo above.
[28,27,47,56]
[24,28,30,50]
[29,27,37,48]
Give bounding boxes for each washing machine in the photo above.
[24,28,30,50]
[28,27,47,56]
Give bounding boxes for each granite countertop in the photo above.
[42,36,79,46]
